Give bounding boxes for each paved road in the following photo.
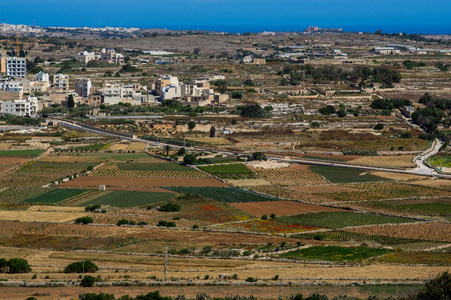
[57,119,451,179]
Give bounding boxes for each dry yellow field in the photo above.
[370,171,426,181]
[186,137,233,145]
[0,246,447,284]
[27,205,85,212]
[227,178,271,186]
[350,155,416,168]
[0,210,88,222]
[410,179,451,189]
[108,142,147,151]
[0,143,12,150]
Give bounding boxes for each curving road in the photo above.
[57,119,451,179]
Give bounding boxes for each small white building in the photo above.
[0,98,39,116]
[35,71,49,82]
[77,51,97,64]
[0,81,23,92]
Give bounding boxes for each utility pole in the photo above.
[280,268,283,300]
[164,247,168,282]
[188,258,191,282]
[146,74,150,104]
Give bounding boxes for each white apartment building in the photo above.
[154,75,179,96]
[100,48,124,64]
[99,84,143,105]
[6,58,26,78]
[0,81,23,92]
[35,71,49,82]
[77,51,97,64]
[0,98,39,117]
[53,74,69,90]
[75,77,92,98]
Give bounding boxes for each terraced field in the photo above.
[250,164,328,186]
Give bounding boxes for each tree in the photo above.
[183,154,197,165]
[231,91,243,99]
[193,48,201,55]
[337,109,347,117]
[240,104,267,118]
[64,261,99,273]
[231,119,237,125]
[374,123,384,130]
[165,145,170,157]
[67,94,75,108]
[251,152,267,161]
[159,202,182,212]
[75,216,93,225]
[7,258,31,273]
[177,147,186,156]
[318,105,336,115]
[188,121,196,131]
[80,275,96,287]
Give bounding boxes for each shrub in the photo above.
[7,258,31,273]
[64,261,99,273]
[245,277,258,282]
[157,220,176,227]
[138,221,148,225]
[374,123,384,130]
[261,214,268,220]
[75,216,94,225]
[159,202,182,212]
[79,293,115,300]
[116,219,131,226]
[85,205,101,212]
[80,275,96,287]
[183,154,197,165]
[270,213,276,219]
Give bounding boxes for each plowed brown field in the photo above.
[231,200,345,217]
[60,176,229,187]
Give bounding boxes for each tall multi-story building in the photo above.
[5,57,26,78]
[75,77,91,98]
[100,48,124,64]
[35,71,49,82]
[53,74,69,90]
[154,75,179,96]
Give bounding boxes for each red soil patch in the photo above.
[0,157,28,164]
[60,176,229,187]
[230,200,345,217]
[202,204,220,211]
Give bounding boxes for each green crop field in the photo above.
[0,150,45,158]
[25,189,93,204]
[117,162,190,171]
[278,211,416,229]
[198,164,257,179]
[309,165,387,183]
[165,187,277,203]
[297,230,430,245]
[280,246,392,262]
[198,164,252,174]
[396,203,451,215]
[428,156,451,168]
[80,190,176,208]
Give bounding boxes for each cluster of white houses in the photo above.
[77,48,125,65]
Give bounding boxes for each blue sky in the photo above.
[1,0,451,33]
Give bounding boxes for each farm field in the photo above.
[42,152,158,163]
[61,176,228,187]
[0,149,46,158]
[250,164,328,186]
[375,251,451,266]
[230,200,345,217]
[165,186,278,203]
[0,210,88,222]
[278,211,417,229]
[198,163,257,179]
[370,171,426,181]
[90,168,209,178]
[410,178,451,189]
[24,188,93,204]
[428,155,451,168]
[0,161,94,188]
[107,142,147,151]
[314,182,451,203]
[280,246,392,262]
[222,218,318,234]
[78,190,177,208]
[308,165,387,183]
[345,222,451,243]
[349,155,416,168]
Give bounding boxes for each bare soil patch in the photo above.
[226,178,271,186]
[350,155,416,168]
[0,157,29,164]
[410,179,451,189]
[103,186,179,193]
[108,142,147,151]
[230,200,345,217]
[61,176,229,187]
[246,160,290,169]
[0,211,88,222]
